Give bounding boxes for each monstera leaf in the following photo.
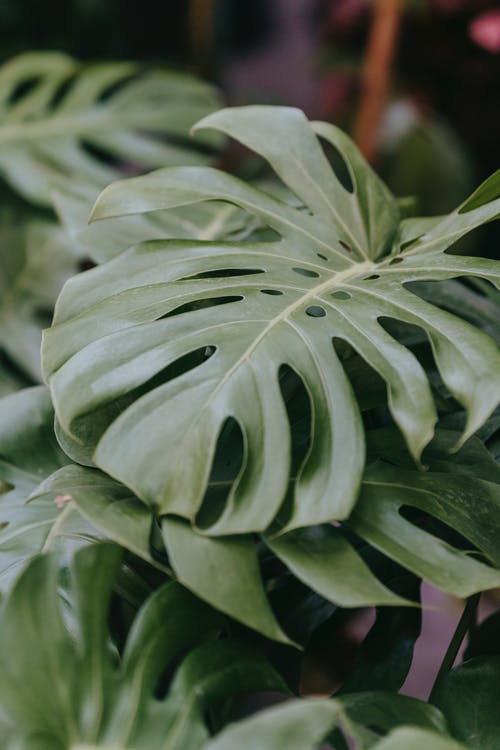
[50,177,261,264]
[0,543,288,749]
[410,278,500,344]
[0,51,220,205]
[0,542,465,750]
[34,428,500,645]
[43,106,500,535]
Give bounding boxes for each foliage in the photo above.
[0,51,499,749]
[0,52,220,206]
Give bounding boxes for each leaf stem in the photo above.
[429,592,480,702]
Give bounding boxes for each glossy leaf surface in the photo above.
[44,106,500,535]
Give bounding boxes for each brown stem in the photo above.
[354,0,403,164]
[189,0,215,71]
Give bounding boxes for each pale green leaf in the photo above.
[350,463,500,597]
[205,692,451,750]
[44,106,500,535]
[203,699,340,750]
[0,52,220,205]
[51,179,258,264]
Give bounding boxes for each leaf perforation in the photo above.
[45,105,500,535]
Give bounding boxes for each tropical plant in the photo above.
[0,51,221,388]
[0,51,220,206]
[1,53,500,748]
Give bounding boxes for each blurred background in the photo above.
[1,0,499,225]
[1,0,499,700]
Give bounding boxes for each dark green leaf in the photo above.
[162,517,291,644]
[432,656,500,749]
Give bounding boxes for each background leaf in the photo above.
[0,543,288,749]
[0,216,80,381]
[0,52,221,205]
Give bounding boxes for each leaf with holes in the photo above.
[0,51,220,205]
[409,278,500,344]
[347,461,500,598]
[43,106,500,534]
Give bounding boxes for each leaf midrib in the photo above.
[192,260,373,412]
[147,260,373,504]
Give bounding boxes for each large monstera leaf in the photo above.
[0,52,220,205]
[43,106,500,534]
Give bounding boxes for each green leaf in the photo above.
[203,699,340,750]
[0,215,80,381]
[432,656,500,748]
[0,551,80,744]
[265,525,407,608]
[371,727,467,750]
[340,691,448,739]
[162,517,291,644]
[44,105,500,536]
[367,426,500,483]
[0,542,286,749]
[52,178,259,264]
[33,464,168,573]
[350,463,500,597]
[204,693,452,750]
[147,640,288,749]
[0,52,221,205]
[410,278,500,344]
[0,387,99,593]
